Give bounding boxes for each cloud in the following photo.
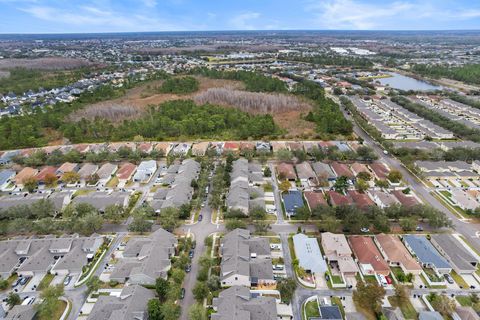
[307,0,414,29]
[19,4,184,31]
[142,0,157,8]
[230,11,261,30]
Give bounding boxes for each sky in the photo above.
[0,0,479,33]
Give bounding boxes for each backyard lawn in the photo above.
[388,296,418,319]
[304,300,320,319]
[38,299,68,320]
[456,295,480,312]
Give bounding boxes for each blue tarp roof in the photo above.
[282,190,304,214]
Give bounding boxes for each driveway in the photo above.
[23,273,45,293]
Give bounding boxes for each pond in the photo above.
[377,72,442,91]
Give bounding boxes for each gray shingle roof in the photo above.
[403,235,451,270]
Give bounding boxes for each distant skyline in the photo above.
[0,0,479,34]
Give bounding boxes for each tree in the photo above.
[44,173,58,187]
[263,167,272,177]
[353,280,386,314]
[160,301,181,320]
[372,213,390,233]
[277,278,297,303]
[158,207,180,232]
[357,146,377,161]
[387,170,402,183]
[188,303,207,320]
[23,176,38,193]
[86,173,100,186]
[429,294,455,317]
[254,220,271,234]
[333,176,349,194]
[86,276,101,294]
[129,210,152,233]
[279,180,291,193]
[207,275,220,292]
[79,213,104,235]
[343,211,369,233]
[375,179,389,188]
[400,217,417,231]
[104,204,125,224]
[357,171,371,181]
[317,213,340,232]
[171,269,186,284]
[276,149,293,161]
[37,284,64,319]
[155,278,169,302]
[393,284,409,305]
[355,179,369,193]
[250,206,267,220]
[148,299,164,320]
[192,281,209,302]
[30,199,55,219]
[225,219,247,231]
[0,278,8,290]
[6,292,21,308]
[62,171,80,184]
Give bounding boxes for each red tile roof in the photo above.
[349,236,390,276]
[277,163,296,180]
[331,162,354,178]
[326,190,353,206]
[369,162,390,180]
[304,191,328,210]
[36,166,57,182]
[391,190,419,207]
[117,163,137,180]
[347,190,374,209]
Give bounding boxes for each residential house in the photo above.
[137,142,153,154]
[191,142,210,156]
[96,163,118,187]
[170,143,191,156]
[0,150,20,165]
[35,166,58,185]
[133,160,157,183]
[276,163,296,181]
[326,191,353,207]
[117,163,137,187]
[348,190,374,209]
[220,229,274,288]
[77,163,99,186]
[312,162,337,181]
[0,169,15,191]
[14,167,39,188]
[304,191,328,211]
[154,142,173,156]
[86,285,154,320]
[4,305,37,320]
[430,234,478,274]
[271,141,287,153]
[56,162,79,178]
[391,190,420,207]
[282,190,304,216]
[330,162,354,179]
[212,286,277,320]
[110,228,177,284]
[349,236,390,276]
[293,233,328,276]
[403,235,452,274]
[0,234,102,278]
[295,162,318,186]
[224,141,240,154]
[350,163,370,177]
[0,192,72,213]
[450,190,479,211]
[321,232,359,277]
[375,234,422,275]
[368,190,400,209]
[73,191,130,212]
[255,141,271,153]
[239,141,255,155]
[370,162,390,181]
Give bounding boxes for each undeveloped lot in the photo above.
[0,57,97,70]
[69,76,315,136]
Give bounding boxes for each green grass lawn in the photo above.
[331,274,344,284]
[37,299,67,320]
[304,300,320,318]
[106,176,119,188]
[331,297,346,318]
[37,273,55,291]
[388,296,418,320]
[451,271,469,288]
[456,295,480,312]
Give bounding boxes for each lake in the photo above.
[378,72,442,91]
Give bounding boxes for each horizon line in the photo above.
[1,29,480,36]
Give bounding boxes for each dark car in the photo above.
[19,277,29,286]
[198,214,203,222]
[185,264,191,273]
[191,241,196,249]
[189,250,194,259]
[180,288,185,299]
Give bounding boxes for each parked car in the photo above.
[63,276,72,286]
[189,250,194,259]
[185,265,191,273]
[180,288,185,299]
[415,226,424,232]
[360,227,370,233]
[385,276,392,285]
[198,214,203,221]
[19,277,29,286]
[12,279,21,288]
